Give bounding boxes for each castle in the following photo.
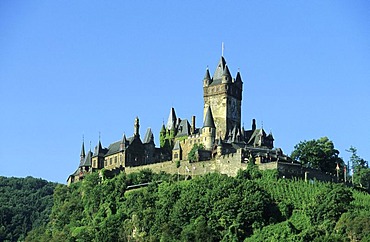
[67,54,297,185]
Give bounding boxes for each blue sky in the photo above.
[1,1,369,183]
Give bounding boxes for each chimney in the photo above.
[252,119,256,130]
[191,116,196,134]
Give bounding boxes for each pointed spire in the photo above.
[120,133,127,151]
[213,56,227,80]
[222,65,232,83]
[80,138,86,160]
[222,65,231,77]
[204,67,211,80]
[203,67,212,87]
[166,107,177,130]
[203,106,215,128]
[235,71,242,83]
[160,123,166,133]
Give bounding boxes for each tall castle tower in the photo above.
[203,56,243,139]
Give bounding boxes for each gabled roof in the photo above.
[173,140,181,151]
[93,141,107,157]
[203,106,215,128]
[176,119,191,137]
[105,141,121,156]
[247,129,266,146]
[143,128,154,144]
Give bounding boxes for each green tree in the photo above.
[347,146,370,191]
[291,137,344,173]
[188,143,205,162]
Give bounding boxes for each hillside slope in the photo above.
[0,176,56,241]
[26,168,370,241]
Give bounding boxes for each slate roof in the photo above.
[212,56,226,81]
[176,119,191,137]
[93,141,107,157]
[204,68,211,81]
[203,106,215,128]
[235,71,242,83]
[166,107,177,130]
[105,141,121,156]
[173,140,181,151]
[79,151,92,167]
[80,141,85,158]
[247,129,266,145]
[143,128,154,144]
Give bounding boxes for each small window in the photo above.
[110,158,112,165]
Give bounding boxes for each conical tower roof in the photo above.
[222,64,231,78]
[235,71,243,83]
[213,56,227,80]
[160,123,166,133]
[203,106,215,128]
[166,107,177,130]
[80,140,85,159]
[204,68,211,81]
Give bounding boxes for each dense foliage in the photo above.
[0,176,56,242]
[347,146,370,192]
[26,168,370,241]
[291,137,344,173]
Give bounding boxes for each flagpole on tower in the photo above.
[222,42,224,57]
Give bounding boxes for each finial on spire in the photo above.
[222,42,225,57]
[99,131,101,142]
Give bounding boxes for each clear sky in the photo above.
[1,1,369,183]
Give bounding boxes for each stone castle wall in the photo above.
[125,158,338,183]
[125,151,246,177]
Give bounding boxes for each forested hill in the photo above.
[26,168,370,241]
[0,176,56,242]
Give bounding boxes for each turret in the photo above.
[203,68,212,87]
[202,106,216,150]
[221,65,232,84]
[120,133,127,151]
[80,140,86,162]
[235,71,243,88]
[159,124,166,148]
